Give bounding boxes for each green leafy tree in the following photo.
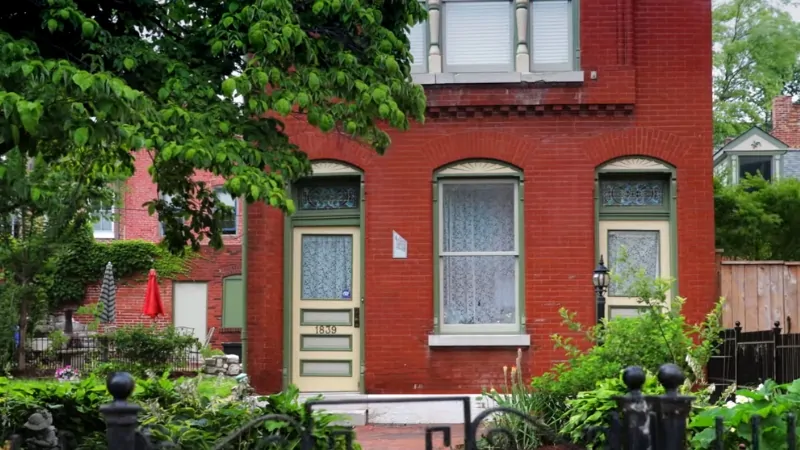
[0,150,112,370]
[714,175,800,260]
[713,0,800,145]
[0,0,427,252]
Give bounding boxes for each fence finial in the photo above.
[622,366,646,395]
[657,363,685,397]
[100,372,150,450]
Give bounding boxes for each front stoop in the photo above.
[299,392,368,427]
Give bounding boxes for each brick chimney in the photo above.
[772,96,800,147]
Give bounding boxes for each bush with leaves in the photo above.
[0,373,360,449]
[528,251,724,436]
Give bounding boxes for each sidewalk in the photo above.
[355,424,466,450]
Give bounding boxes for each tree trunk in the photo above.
[17,299,27,371]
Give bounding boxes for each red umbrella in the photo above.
[143,269,165,319]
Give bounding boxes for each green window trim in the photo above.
[432,160,525,335]
[594,157,679,299]
[222,275,244,329]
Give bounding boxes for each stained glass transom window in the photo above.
[601,180,665,207]
[607,230,660,297]
[299,185,359,211]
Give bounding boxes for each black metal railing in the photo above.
[8,363,800,449]
[12,335,202,376]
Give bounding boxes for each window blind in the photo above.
[444,1,512,72]
[408,22,427,73]
[531,0,572,71]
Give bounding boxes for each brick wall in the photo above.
[772,96,800,147]
[77,150,244,348]
[246,0,716,394]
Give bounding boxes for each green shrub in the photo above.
[0,374,360,449]
[528,249,724,435]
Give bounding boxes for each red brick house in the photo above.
[85,149,244,349]
[243,0,717,409]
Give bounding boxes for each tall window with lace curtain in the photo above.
[435,161,523,334]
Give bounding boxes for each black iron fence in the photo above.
[14,335,202,376]
[8,363,800,450]
[708,321,800,398]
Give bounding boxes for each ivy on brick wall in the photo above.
[43,225,193,308]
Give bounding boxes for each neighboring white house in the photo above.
[713,126,800,184]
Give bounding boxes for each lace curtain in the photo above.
[301,235,353,299]
[441,183,517,325]
[607,230,660,297]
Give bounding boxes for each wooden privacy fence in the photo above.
[719,261,800,332]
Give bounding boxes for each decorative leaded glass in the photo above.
[601,180,665,207]
[607,230,659,297]
[299,186,359,210]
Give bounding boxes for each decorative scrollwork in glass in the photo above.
[600,180,665,207]
[299,186,359,210]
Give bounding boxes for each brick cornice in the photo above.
[427,103,634,119]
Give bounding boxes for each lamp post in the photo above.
[593,256,611,323]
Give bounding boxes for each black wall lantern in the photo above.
[593,256,610,323]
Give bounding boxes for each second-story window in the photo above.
[443,0,513,73]
[92,201,115,239]
[531,0,574,72]
[215,188,237,235]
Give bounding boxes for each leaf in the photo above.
[16,101,43,134]
[72,72,94,92]
[211,41,223,55]
[73,127,89,146]
[31,188,42,201]
[123,58,135,70]
[81,21,95,37]
[47,19,58,33]
[0,166,6,179]
[222,78,236,97]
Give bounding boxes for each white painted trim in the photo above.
[311,161,359,176]
[438,161,519,175]
[296,393,497,424]
[600,158,669,171]
[428,334,530,347]
[92,206,115,239]
[412,70,583,85]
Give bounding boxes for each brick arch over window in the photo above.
[423,132,532,170]
[585,128,690,168]
[291,133,378,177]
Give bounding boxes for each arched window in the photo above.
[596,157,676,320]
[432,160,526,339]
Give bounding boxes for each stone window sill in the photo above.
[428,334,530,347]
[412,71,584,85]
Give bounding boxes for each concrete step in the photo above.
[324,409,367,426]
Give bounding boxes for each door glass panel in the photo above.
[301,235,353,299]
[607,230,659,297]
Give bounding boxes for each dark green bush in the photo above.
[0,374,360,449]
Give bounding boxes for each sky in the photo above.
[788,3,800,20]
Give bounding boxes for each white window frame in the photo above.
[214,187,238,235]
[92,204,115,239]
[441,0,515,73]
[409,2,428,74]
[737,154,776,182]
[437,178,520,334]
[530,0,575,72]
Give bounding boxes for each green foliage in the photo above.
[560,372,666,449]
[479,349,556,450]
[712,0,800,144]
[0,374,360,449]
[528,251,724,436]
[714,174,800,260]
[689,380,800,449]
[0,0,427,253]
[44,224,192,308]
[93,325,200,378]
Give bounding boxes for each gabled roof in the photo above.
[714,126,790,159]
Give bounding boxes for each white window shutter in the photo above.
[444,1,513,72]
[408,22,427,73]
[531,0,572,71]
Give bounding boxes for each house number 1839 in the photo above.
[315,325,337,335]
